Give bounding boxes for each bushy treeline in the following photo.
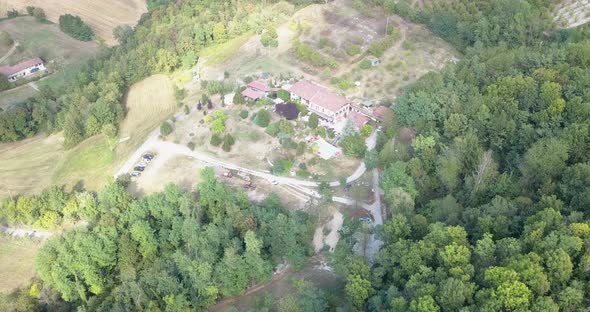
[0,185,93,230]
[59,14,94,41]
[330,12,590,311]
[0,0,295,147]
[18,169,313,310]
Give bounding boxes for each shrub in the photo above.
[210,133,222,146]
[59,14,94,41]
[266,122,280,136]
[272,159,294,175]
[255,109,271,127]
[222,134,235,152]
[0,31,13,46]
[359,59,372,70]
[240,110,249,119]
[7,9,19,18]
[32,7,46,22]
[160,121,173,136]
[296,141,306,155]
[261,27,278,48]
[277,90,290,102]
[184,105,190,115]
[346,44,362,56]
[187,142,196,150]
[308,113,319,129]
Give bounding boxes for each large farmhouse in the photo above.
[289,80,352,122]
[0,57,46,82]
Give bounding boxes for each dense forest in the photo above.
[1,169,313,311]
[325,0,590,311]
[0,0,306,147]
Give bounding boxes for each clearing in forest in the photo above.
[0,237,42,293]
[553,0,590,28]
[0,0,147,45]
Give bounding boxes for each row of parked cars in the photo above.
[130,154,155,177]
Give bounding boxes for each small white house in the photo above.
[0,57,46,82]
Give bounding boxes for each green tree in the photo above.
[308,113,319,129]
[255,109,271,127]
[160,121,173,136]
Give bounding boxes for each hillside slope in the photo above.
[0,0,147,45]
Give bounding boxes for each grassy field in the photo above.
[200,33,253,67]
[0,134,65,197]
[0,0,146,45]
[51,135,115,192]
[0,16,98,66]
[0,236,42,293]
[114,74,177,167]
[0,84,37,110]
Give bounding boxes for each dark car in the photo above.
[143,154,154,160]
[134,166,145,172]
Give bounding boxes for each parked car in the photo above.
[139,161,148,167]
[143,154,154,160]
[131,172,141,177]
[271,179,279,185]
[134,166,145,172]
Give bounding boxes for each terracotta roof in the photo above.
[373,105,393,119]
[248,81,271,93]
[241,87,263,100]
[0,57,44,77]
[350,112,369,128]
[290,80,349,113]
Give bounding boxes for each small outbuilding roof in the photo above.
[373,105,393,120]
[248,81,271,93]
[241,88,264,100]
[350,112,369,128]
[0,57,44,77]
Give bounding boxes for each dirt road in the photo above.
[0,41,18,64]
[0,225,52,239]
[115,121,378,190]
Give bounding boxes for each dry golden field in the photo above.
[0,0,147,45]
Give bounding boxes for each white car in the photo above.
[271,179,279,185]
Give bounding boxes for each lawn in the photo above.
[0,84,37,110]
[0,236,42,293]
[114,74,177,170]
[52,135,115,192]
[0,16,98,66]
[0,134,65,197]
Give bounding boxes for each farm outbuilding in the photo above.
[0,57,46,82]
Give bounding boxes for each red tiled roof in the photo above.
[350,112,369,128]
[241,87,263,100]
[248,81,271,93]
[373,105,393,119]
[0,57,44,77]
[290,80,349,113]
